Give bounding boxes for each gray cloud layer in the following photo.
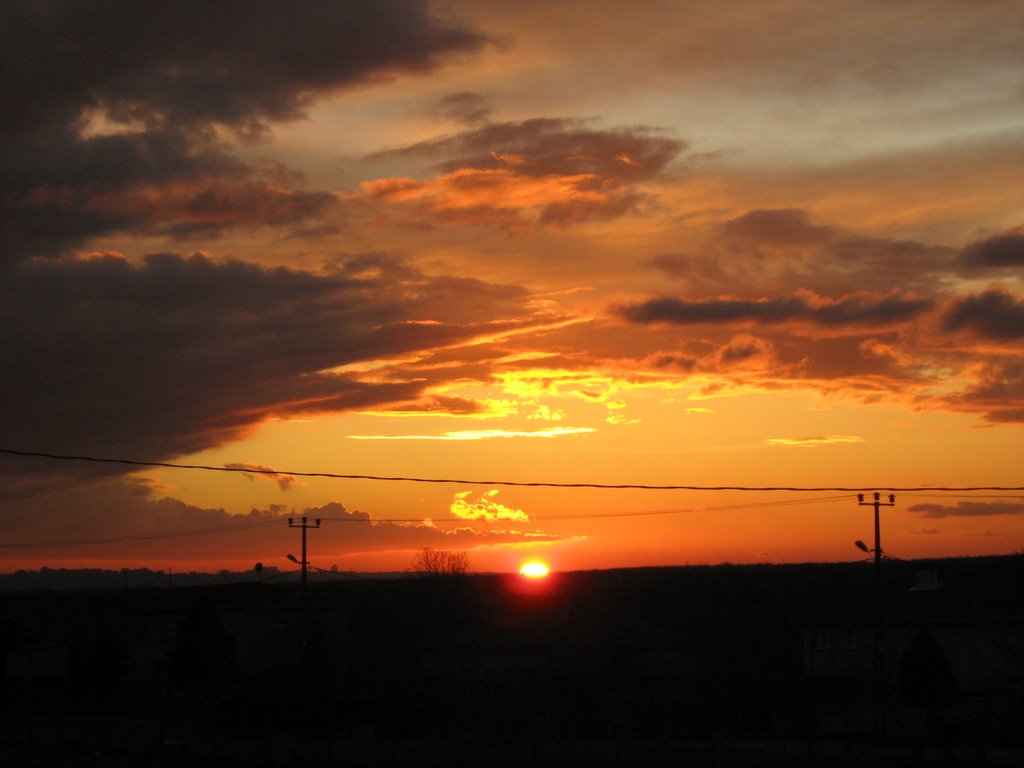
[650,208,958,299]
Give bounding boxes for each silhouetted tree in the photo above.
[410,547,469,576]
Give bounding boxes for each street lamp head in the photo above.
[854,539,870,553]
[286,553,299,564]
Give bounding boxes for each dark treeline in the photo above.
[1,556,1021,766]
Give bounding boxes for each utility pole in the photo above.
[858,491,895,742]
[288,516,321,597]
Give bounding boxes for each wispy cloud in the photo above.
[909,501,1024,518]
[763,435,864,448]
[347,426,596,440]
[223,463,299,491]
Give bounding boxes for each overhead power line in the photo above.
[0,494,847,550]
[0,519,281,549]
[1,448,1021,492]
[319,494,851,523]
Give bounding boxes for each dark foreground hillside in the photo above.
[1,556,1021,766]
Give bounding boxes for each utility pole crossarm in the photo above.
[858,491,895,562]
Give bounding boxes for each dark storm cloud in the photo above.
[1,0,485,259]
[10,173,342,248]
[615,292,932,328]
[956,231,1024,272]
[371,117,684,180]
[3,129,241,257]
[909,501,1024,519]
[0,252,545,486]
[942,290,1024,340]
[2,0,484,133]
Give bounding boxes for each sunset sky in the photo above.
[2,0,1022,575]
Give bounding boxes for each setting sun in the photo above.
[519,561,550,578]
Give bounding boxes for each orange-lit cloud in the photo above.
[356,117,683,228]
[450,489,530,521]
[358,167,642,229]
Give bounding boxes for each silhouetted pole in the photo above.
[288,516,320,596]
[858,491,895,741]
